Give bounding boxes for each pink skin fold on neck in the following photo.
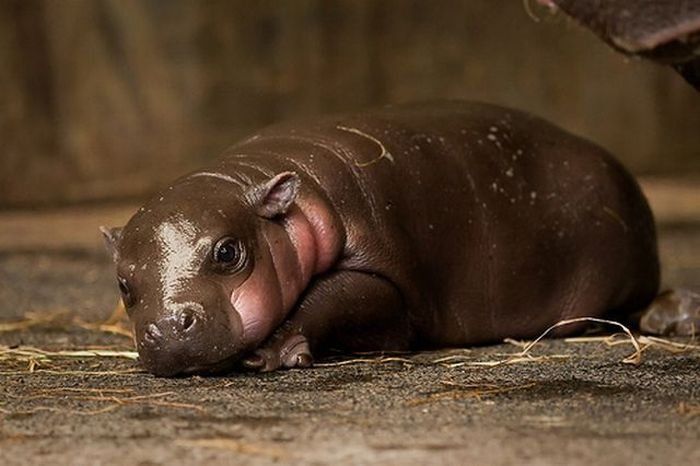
[230,198,342,347]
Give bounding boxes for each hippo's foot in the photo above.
[241,333,313,372]
[639,289,700,336]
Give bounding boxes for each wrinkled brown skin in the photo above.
[540,0,700,89]
[105,101,661,376]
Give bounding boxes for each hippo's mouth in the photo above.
[175,354,241,376]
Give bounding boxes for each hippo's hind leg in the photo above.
[638,289,700,336]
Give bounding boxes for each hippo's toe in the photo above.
[242,333,313,372]
[640,289,700,336]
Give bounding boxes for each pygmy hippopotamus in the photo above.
[101,101,698,376]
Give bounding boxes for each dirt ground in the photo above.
[1,179,699,465]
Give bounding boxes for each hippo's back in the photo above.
[220,102,660,347]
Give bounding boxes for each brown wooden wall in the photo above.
[1,0,698,208]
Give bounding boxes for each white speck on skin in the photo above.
[505,168,514,177]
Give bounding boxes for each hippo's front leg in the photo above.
[241,270,412,372]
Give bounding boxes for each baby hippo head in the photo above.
[101,171,310,376]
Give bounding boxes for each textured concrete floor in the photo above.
[0,179,699,465]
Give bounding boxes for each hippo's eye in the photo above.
[212,237,246,272]
[117,276,134,306]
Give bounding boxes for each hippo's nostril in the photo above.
[179,309,197,332]
[144,323,163,346]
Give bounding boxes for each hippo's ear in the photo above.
[246,172,300,219]
[99,226,123,262]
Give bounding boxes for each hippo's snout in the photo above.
[136,302,240,377]
[143,305,198,344]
